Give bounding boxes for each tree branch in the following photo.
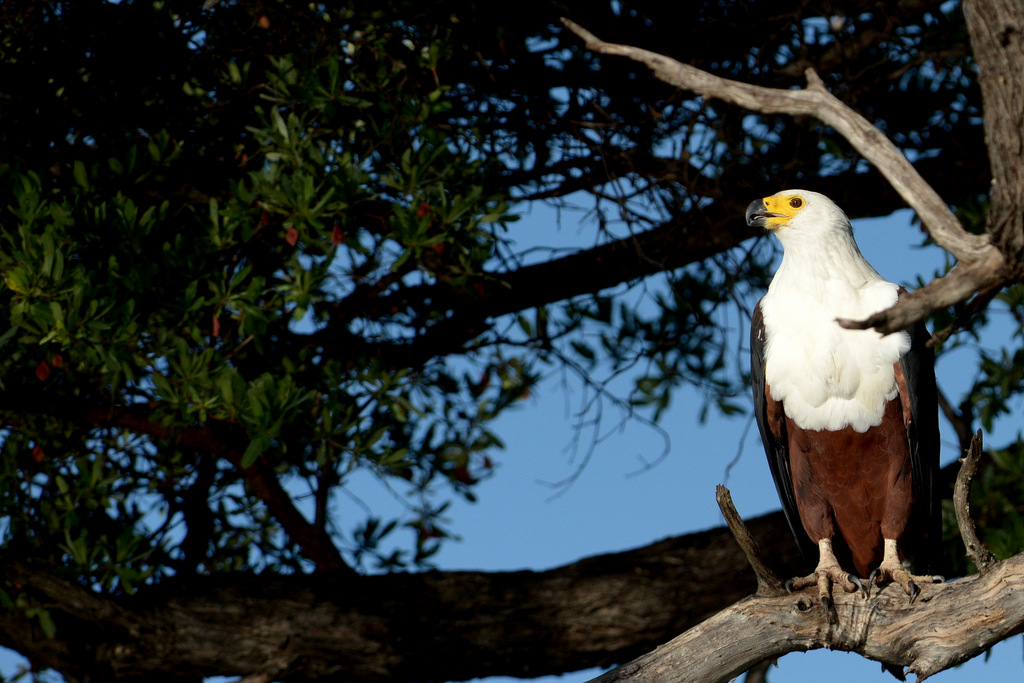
[954,430,998,572]
[561,17,1009,335]
[1,460,1013,683]
[715,485,783,596]
[963,0,1024,269]
[84,405,352,574]
[308,144,991,369]
[591,458,1018,683]
[0,511,805,683]
[586,554,1024,683]
[839,255,1006,335]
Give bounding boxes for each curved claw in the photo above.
[867,568,880,597]
[881,662,908,681]
[847,573,867,597]
[785,540,860,621]
[821,594,836,624]
[869,564,936,603]
[906,579,920,604]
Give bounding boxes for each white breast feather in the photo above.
[762,280,909,433]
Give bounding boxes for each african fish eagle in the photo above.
[747,190,940,616]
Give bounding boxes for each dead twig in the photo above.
[953,430,998,571]
[716,485,785,596]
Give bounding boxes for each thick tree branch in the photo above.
[308,119,990,371]
[963,0,1024,270]
[0,511,804,683]
[590,456,1018,683]
[840,255,1006,335]
[586,554,1024,683]
[0,457,1005,683]
[312,152,990,368]
[561,18,1010,335]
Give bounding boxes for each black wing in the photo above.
[750,298,817,565]
[897,291,941,574]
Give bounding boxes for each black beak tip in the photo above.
[746,198,784,227]
[745,198,766,226]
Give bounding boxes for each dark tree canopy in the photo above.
[0,1,1022,681]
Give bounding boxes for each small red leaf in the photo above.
[285,226,299,246]
[260,210,271,226]
[416,201,431,219]
[331,225,345,246]
[51,354,64,368]
[32,445,45,463]
[258,15,271,29]
[35,361,50,382]
[453,466,476,485]
[211,313,221,338]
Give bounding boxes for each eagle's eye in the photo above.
[789,197,803,208]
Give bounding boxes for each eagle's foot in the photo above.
[871,538,942,603]
[868,564,940,603]
[785,558,864,623]
[786,564,862,593]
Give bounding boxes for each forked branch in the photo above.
[954,430,998,572]
[588,478,1018,683]
[560,18,1009,335]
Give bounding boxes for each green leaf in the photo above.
[72,160,89,190]
[240,435,271,469]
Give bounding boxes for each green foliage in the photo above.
[0,1,534,588]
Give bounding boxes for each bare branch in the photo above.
[837,255,1006,335]
[954,430,998,572]
[587,552,1024,683]
[716,485,784,596]
[560,19,987,262]
[560,18,1009,334]
[928,283,1003,347]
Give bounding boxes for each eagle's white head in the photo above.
[745,189,853,250]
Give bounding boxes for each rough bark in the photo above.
[589,447,1007,683]
[963,0,1024,272]
[0,456,1003,683]
[587,555,1024,683]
